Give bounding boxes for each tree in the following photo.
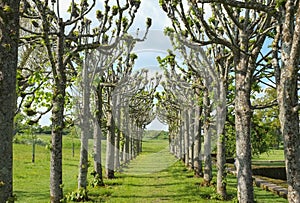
[128,74,160,155]
[160,33,230,193]
[17,17,55,127]
[157,53,206,178]
[160,1,276,201]
[0,0,20,202]
[21,0,144,200]
[276,1,300,202]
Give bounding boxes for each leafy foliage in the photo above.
[64,188,89,202]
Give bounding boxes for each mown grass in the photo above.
[14,135,82,203]
[252,150,285,167]
[13,133,287,202]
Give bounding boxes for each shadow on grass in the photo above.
[125,181,183,187]
[110,193,189,199]
[120,174,174,179]
[15,190,49,202]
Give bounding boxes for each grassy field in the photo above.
[253,150,284,161]
[13,135,82,202]
[13,133,287,202]
[252,150,285,167]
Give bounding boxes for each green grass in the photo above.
[252,150,285,167]
[14,135,82,203]
[13,134,288,202]
[252,150,284,161]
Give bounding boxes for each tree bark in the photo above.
[123,110,130,164]
[235,55,254,202]
[78,51,90,189]
[0,1,20,201]
[179,119,184,160]
[184,109,190,167]
[277,2,300,202]
[114,94,121,170]
[92,117,104,186]
[193,105,203,177]
[189,107,195,169]
[92,84,104,185]
[50,20,66,203]
[278,67,300,202]
[203,87,212,186]
[105,109,115,179]
[216,79,228,199]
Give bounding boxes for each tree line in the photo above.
[155,0,300,202]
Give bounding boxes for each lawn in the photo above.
[252,150,285,167]
[13,133,287,202]
[13,135,82,203]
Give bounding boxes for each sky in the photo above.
[40,1,172,131]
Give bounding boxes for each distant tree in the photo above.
[252,88,281,154]
[157,53,205,178]
[14,113,28,133]
[0,0,20,202]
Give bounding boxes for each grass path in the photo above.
[122,141,178,175]
[89,138,288,203]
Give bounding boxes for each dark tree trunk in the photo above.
[0,1,20,201]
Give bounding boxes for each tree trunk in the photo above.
[114,95,121,170]
[131,124,138,159]
[123,111,130,164]
[136,127,140,155]
[193,105,203,177]
[114,128,120,171]
[92,84,104,186]
[50,21,66,203]
[32,136,36,163]
[105,109,115,179]
[184,109,190,167]
[216,114,226,198]
[235,55,254,202]
[0,1,20,201]
[278,2,300,201]
[189,108,195,169]
[216,80,227,199]
[92,118,104,186]
[278,71,300,202]
[78,51,90,189]
[179,119,184,160]
[203,88,212,186]
[169,129,175,154]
